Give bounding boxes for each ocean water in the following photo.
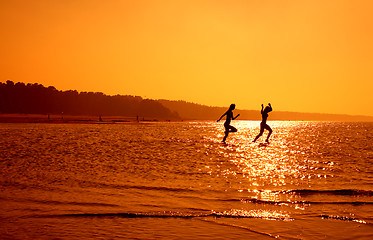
[0,121,372,239]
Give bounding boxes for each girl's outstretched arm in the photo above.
[260,104,264,114]
[233,114,240,120]
[217,111,227,122]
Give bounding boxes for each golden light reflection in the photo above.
[214,209,293,221]
[255,190,281,202]
[212,121,334,190]
[207,120,337,213]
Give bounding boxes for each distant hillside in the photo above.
[0,81,180,120]
[158,100,227,120]
[159,100,373,122]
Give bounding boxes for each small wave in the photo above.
[0,196,120,207]
[123,184,196,193]
[31,199,120,207]
[37,212,208,219]
[53,212,203,219]
[75,179,198,193]
[319,215,372,225]
[238,198,373,206]
[35,210,292,221]
[247,189,373,197]
[286,189,373,196]
[199,219,284,239]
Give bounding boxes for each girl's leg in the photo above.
[223,125,237,142]
[253,125,264,142]
[229,125,237,132]
[223,125,229,142]
[265,124,272,142]
[222,131,229,142]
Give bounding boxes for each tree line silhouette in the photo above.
[0,81,180,119]
[2,81,372,122]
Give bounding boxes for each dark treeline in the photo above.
[0,81,180,119]
[2,81,373,122]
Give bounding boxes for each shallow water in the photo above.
[0,121,372,239]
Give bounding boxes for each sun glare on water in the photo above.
[211,121,315,190]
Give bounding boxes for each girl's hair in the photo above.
[229,104,235,110]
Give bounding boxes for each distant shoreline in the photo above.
[0,114,174,124]
[0,113,372,124]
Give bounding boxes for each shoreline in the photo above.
[0,114,176,124]
[1,114,372,124]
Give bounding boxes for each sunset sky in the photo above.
[1,0,372,116]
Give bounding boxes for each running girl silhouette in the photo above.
[217,104,240,143]
[253,103,273,143]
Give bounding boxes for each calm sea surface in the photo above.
[0,121,372,239]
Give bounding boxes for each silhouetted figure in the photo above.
[253,103,273,143]
[217,104,240,143]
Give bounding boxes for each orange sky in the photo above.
[1,0,372,116]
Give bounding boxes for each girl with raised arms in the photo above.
[253,103,273,143]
